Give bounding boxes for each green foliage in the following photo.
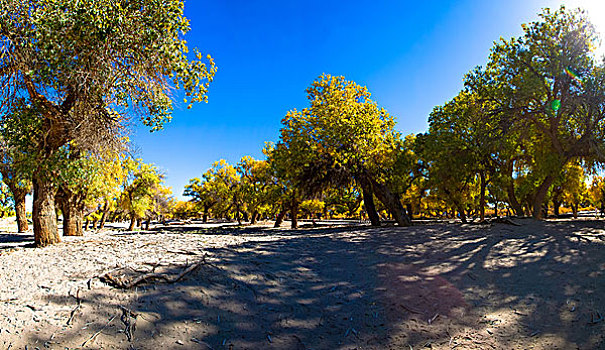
[120,159,163,221]
[0,182,14,217]
[0,0,216,131]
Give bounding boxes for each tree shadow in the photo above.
[20,219,605,349]
[0,231,34,250]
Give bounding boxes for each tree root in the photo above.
[99,255,208,289]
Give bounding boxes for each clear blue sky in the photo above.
[131,0,587,200]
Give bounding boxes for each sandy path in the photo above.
[1,219,604,349]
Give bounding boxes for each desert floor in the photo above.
[1,217,605,349]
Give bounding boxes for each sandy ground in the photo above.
[0,217,605,349]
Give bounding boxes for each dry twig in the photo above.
[81,315,117,347]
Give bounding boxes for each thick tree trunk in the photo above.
[370,178,411,226]
[59,190,84,237]
[145,220,150,230]
[532,175,554,219]
[479,171,486,222]
[359,178,380,226]
[33,178,60,247]
[203,208,208,223]
[61,201,78,236]
[290,197,299,229]
[572,204,578,218]
[251,210,258,224]
[13,189,28,233]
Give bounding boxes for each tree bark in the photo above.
[13,188,28,233]
[202,208,209,223]
[58,190,84,237]
[98,200,109,229]
[553,200,561,217]
[250,210,258,224]
[479,171,486,222]
[359,178,380,226]
[532,175,554,219]
[75,210,83,235]
[290,196,299,229]
[61,200,78,236]
[504,162,524,216]
[33,178,60,247]
[274,209,285,227]
[128,214,136,231]
[370,178,411,226]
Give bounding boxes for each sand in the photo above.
[1,217,604,349]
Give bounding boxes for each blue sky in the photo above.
[131,0,594,200]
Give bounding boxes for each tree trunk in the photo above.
[145,220,150,230]
[33,178,60,247]
[532,175,554,219]
[250,210,258,224]
[13,188,28,233]
[274,209,285,228]
[572,204,578,218]
[61,200,79,236]
[506,183,523,216]
[370,178,411,226]
[290,197,299,229]
[92,218,99,230]
[359,178,380,226]
[553,200,561,217]
[128,214,136,231]
[74,210,83,235]
[479,171,486,222]
[458,206,468,223]
[98,201,109,229]
[203,208,208,223]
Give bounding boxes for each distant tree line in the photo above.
[184,7,605,226]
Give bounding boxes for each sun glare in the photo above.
[563,0,605,57]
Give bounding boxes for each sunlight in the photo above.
[564,0,605,57]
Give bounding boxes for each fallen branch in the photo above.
[66,288,82,326]
[489,217,521,226]
[82,314,117,347]
[400,303,423,314]
[99,255,207,289]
